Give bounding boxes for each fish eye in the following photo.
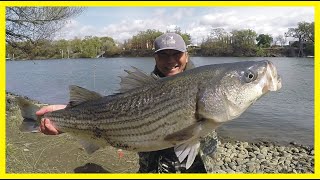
[244,70,257,83]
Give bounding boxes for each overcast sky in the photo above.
[55,7,314,44]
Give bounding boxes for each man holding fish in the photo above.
[19,33,281,173]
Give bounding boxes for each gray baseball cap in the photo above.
[154,33,187,53]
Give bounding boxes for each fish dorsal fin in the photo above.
[119,66,158,93]
[67,85,103,108]
[174,140,201,169]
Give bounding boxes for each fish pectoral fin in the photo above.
[118,66,158,93]
[67,85,103,108]
[174,140,201,170]
[164,122,203,169]
[78,139,101,154]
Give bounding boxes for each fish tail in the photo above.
[16,97,42,133]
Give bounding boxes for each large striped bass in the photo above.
[17,60,282,169]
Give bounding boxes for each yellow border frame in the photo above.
[1,1,319,179]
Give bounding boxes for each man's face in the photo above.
[154,49,188,77]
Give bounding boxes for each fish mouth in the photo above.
[265,61,282,92]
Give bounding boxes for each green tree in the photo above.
[145,29,163,49]
[256,34,273,48]
[201,28,245,56]
[180,33,192,46]
[100,36,120,57]
[130,29,162,50]
[32,39,54,59]
[52,39,69,59]
[80,36,102,58]
[70,38,83,58]
[231,29,257,56]
[211,28,232,55]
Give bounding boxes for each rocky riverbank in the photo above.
[5,92,314,173]
[201,140,313,173]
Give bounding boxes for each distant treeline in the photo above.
[6,22,314,60]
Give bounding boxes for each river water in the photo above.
[6,57,314,146]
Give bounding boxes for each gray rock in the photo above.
[257,154,265,159]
